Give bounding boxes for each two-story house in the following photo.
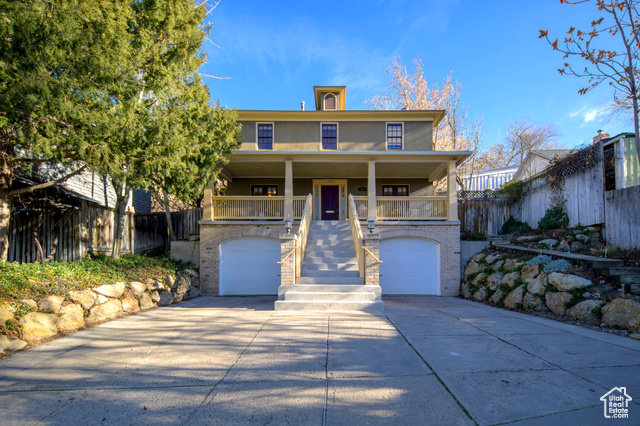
[199,86,471,310]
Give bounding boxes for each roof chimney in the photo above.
[593,129,610,144]
[300,101,305,111]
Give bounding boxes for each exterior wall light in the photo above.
[368,216,375,234]
[284,215,292,234]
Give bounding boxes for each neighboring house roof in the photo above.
[513,149,576,181]
[458,165,520,191]
[529,149,575,161]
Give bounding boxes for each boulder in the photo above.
[484,253,502,264]
[93,282,125,299]
[19,299,38,311]
[491,260,505,272]
[487,272,504,290]
[150,291,160,303]
[19,312,59,342]
[589,232,601,241]
[471,273,487,286]
[504,286,525,309]
[542,260,572,274]
[602,299,640,332]
[472,287,488,302]
[183,269,198,278]
[545,291,573,315]
[146,278,165,291]
[139,292,155,310]
[471,252,487,262]
[87,299,122,324]
[503,259,517,272]
[566,300,603,321]
[517,235,543,242]
[0,335,27,353]
[521,265,539,282]
[120,290,140,313]
[187,286,200,299]
[575,234,589,242]
[190,277,200,289]
[590,240,605,250]
[501,272,520,288]
[165,274,177,290]
[539,238,558,247]
[548,273,592,292]
[68,290,97,310]
[464,261,480,279]
[37,295,65,314]
[128,281,147,296]
[0,303,13,323]
[57,303,85,332]
[587,226,601,233]
[174,275,191,296]
[460,282,472,299]
[571,241,588,252]
[527,274,548,295]
[557,240,570,252]
[94,295,110,305]
[526,255,553,265]
[158,291,174,307]
[488,289,504,305]
[523,292,547,311]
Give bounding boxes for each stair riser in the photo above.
[295,278,365,285]
[302,264,359,271]
[284,292,376,302]
[274,300,385,312]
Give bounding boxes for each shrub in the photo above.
[461,231,487,241]
[499,216,532,235]
[538,206,569,230]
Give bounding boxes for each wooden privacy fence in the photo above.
[458,196,507,236]
[605,185,640,249]
[7,203,134,263]
[170,208,203,240]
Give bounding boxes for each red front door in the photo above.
[321,186,340,220]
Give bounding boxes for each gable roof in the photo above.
[529,149,575,161]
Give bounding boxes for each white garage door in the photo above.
[219,238,280,295]
[380,238,440,295]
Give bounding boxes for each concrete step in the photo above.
[306,240,354,247]
[281,284,369,292]
[284,291,376,302]
[301,263,359,271]
[303,255,357,263]
[301,269,360,276]
[304,248,355,256]
[296,277,364,285]
[274,300,385,312]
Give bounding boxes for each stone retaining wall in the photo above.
[0,270,200,356]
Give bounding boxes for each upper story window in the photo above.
[382,185,409,196]
[386,123,403,150]
[257,123,273,149]
[323,93,337,110]
[251,185,278,196]
[322,124,337,150]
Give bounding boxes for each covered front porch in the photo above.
[203,151,471,223]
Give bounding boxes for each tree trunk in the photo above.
[0,189,12,261]
[163,190,176,242]
[111,179,131,259]
[633,92,640,164]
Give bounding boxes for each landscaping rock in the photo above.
[602,299,640,332]
[19,299,38,311]
[472,287,488,302]
[517,235,543,242]
[523,292,547,311]
[543,259,572,274]
[190,277,200,289]
[37,295,65,314]
[471,273,487,286]
[557,240,570,252]
[539,239,558,247]
[484,253,502,264]
[571,241,588,252]
[183,269,198,278]
[545,291,573,315]
[589,232,601,241]
[0,303,13,323]
[491,260,504,272]
[158,291,174,307]
[460,282,472,298]
[165,274,177,290]
[521,265,539,282]
[575,234,589,242]
[488,289,504,305]
[567,300,603,321]
[138,293,155,310]
[146,278,165,291]
[87,299,122,324]
[487,272,504,290]
[175,275,191,296]
[57,303,85,332]
[526,255,553,266]
[150,291,160,303]
[120,290,140,314]
[504,286,525,309]
[464,261,480,279]
[19,312,59,342]
[0,335,27,353]
[471,252,487,262]
[501,272,520,288]
[587,226,601,233]
[503,259,517,272]
[548,272,592,292]
[590,240,605,250]
[68,290,97,310]
[187,286,200,299]
[94,295,110,305]
[129,281,147,296]
[527,274,548,295]
[93,282,125,299]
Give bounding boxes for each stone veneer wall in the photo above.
[200,222,296,296]
[373,223,461,297]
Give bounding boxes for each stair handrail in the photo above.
[295,194,313,278]
[348,194,365,278]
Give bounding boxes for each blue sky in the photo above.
[201,0,631,150]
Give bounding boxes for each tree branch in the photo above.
[8,165,87,196]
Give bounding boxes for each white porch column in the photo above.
[284,160,293,219]
[447,160,458,222]
[367,161,377,220]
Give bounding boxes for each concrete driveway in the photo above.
[0,296,639,425]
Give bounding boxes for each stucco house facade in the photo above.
[199,86,471,309]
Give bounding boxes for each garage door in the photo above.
[380,238,440,295]
[219,238,280,295]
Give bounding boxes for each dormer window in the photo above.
[323,93,337,110]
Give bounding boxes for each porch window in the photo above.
[322,124,338,150]
[386,123,403,150]
[382,185,409,196]
[251,185,278,196]
[257,124,273,150]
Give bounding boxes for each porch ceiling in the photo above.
[221,151,473,180]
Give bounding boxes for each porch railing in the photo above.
[295,194,313,278]
[210,196,307,220]
[351,196,368,218]
[348,194,365,278]
[376,196,448,221]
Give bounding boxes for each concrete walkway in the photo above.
[0,296,639,425]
